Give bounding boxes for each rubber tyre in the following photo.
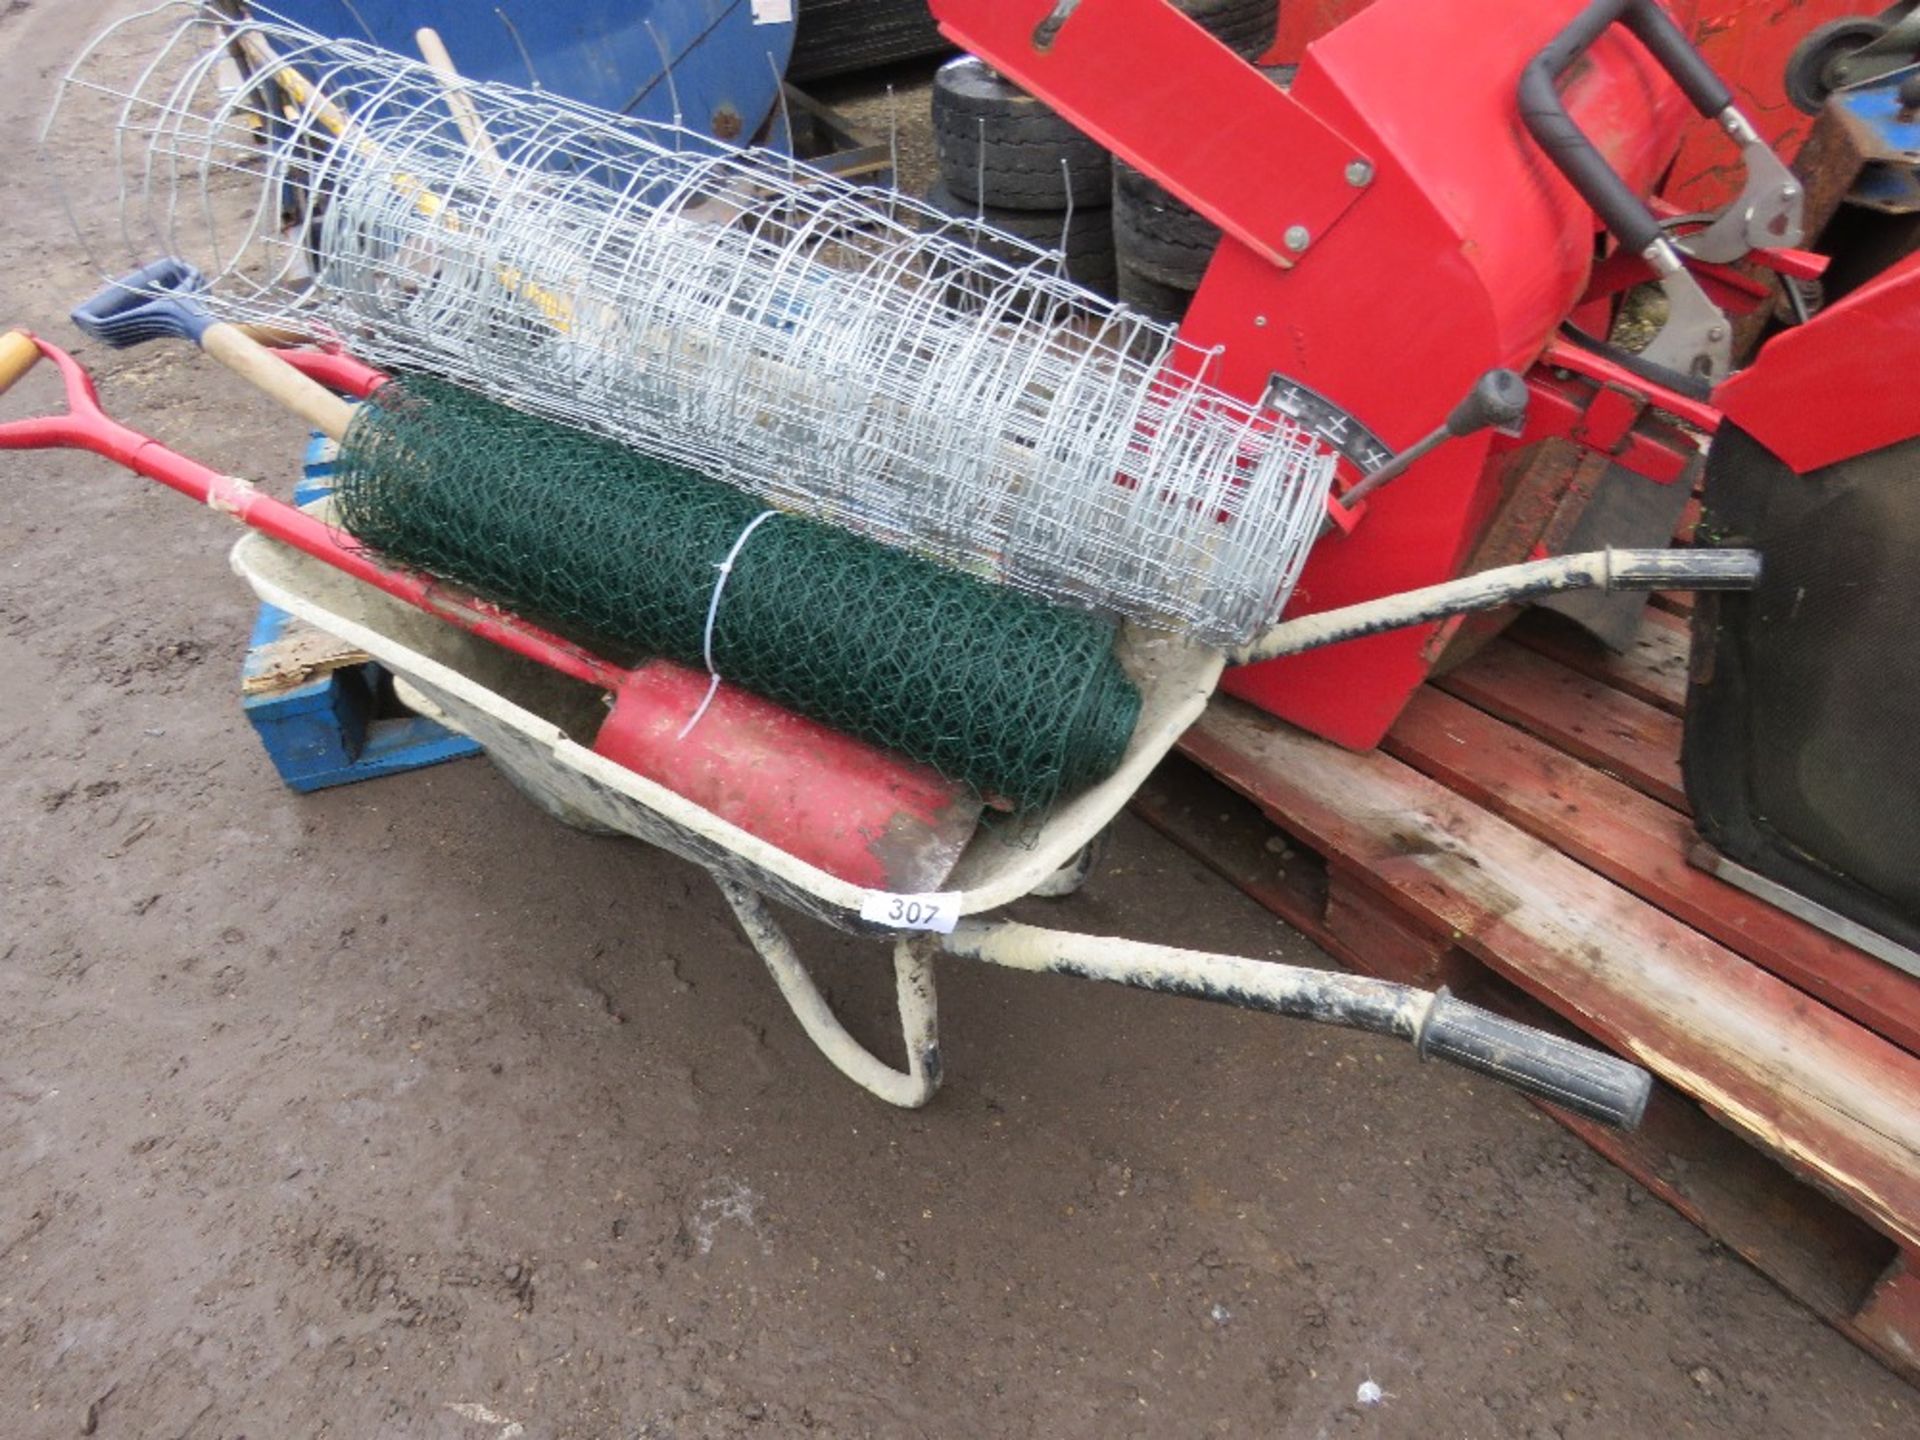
[1112,161,1222,290]
[1108,63,1288,288]
[1783,18,1891,114]
[923,179,1118,296]
[932,56,1112,211]
[1172,0,1279,60]
[1116,260,1195,325]
[789,0,953,84]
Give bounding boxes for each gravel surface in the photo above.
[0,3,1913,1436]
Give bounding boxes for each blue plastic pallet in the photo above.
[240,436,481,793]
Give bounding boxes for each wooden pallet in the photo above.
[239,436,481,793]
[1131,609,1920,1384]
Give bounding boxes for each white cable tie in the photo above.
[677,508,780,740]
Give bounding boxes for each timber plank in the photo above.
[1856,1255,1920,1374]
[1384,687,1920,1058]
[1138,745,1920,1384]
[1510,613,1691,716]
[1438,641,1688,810]
[1180,697,1920,1252]
[1650,590,1696,618]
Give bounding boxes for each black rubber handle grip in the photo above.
[1418,990,1653,1129]
[1519,0,1735,256]
[1444,368,1529,437]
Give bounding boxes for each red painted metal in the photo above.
[0,335,977,890]
[1517,365,1699,486]
[1261,3,1869,219]
[1539,335,1723,434]
[1662,0,1867,212]
[275,345,390,399]
[1713,249,1920,473]
[931,0,1371,268]
[935,0,1693,747]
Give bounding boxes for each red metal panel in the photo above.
[1714,248,1920,471]
[939,0,1695,748]
[928,0,1370,267]
[1207,0,1691,746]
[1662,0,1867,211]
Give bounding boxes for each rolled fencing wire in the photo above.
[336,374,1143,809]
[48,3,1338,646]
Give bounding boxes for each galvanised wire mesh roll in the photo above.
[50,4,1337,646]
[338,374,1142,809]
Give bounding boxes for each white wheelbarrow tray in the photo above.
[230,525,1671,1129]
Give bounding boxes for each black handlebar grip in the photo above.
[1444,368,1529,437]
[1417,990,1653,1130]
[1620,1,1734,117]
[1519,0,1735,258]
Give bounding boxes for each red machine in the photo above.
[1265,2,1875,212]
[931,0,1825,747]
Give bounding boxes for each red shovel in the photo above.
[0,330,981,890]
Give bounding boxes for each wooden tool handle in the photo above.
[201,322,356,440]
[0,330,41,397]
[233,321,313,348]
[417,27,505,172]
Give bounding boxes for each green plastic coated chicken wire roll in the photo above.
[335,376,1142,808]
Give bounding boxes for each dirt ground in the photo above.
[1,3,1914,1437]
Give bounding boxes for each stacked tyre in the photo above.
[928,4,1282,317]
[789,0,953,84]
[926,56,1118,295]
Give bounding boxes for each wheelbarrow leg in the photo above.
[714,877,943,1108]
[1028,826,1111,899]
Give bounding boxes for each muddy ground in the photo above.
[1,3,1913,1436]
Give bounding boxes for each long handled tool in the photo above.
[72,258,355,439]
[0,330,979,890]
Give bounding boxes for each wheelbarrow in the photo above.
[0,328,1761,1127]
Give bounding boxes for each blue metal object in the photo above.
[72,258,217,345]
[1834,66,1920,212]
[241,434,480,792]
[257,0,796,145]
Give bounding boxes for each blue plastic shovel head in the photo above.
[71,258,217,348]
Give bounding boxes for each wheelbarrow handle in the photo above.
[1416,989,1650,1129]
[942,920,1654,1130]
[0,330,38,395]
